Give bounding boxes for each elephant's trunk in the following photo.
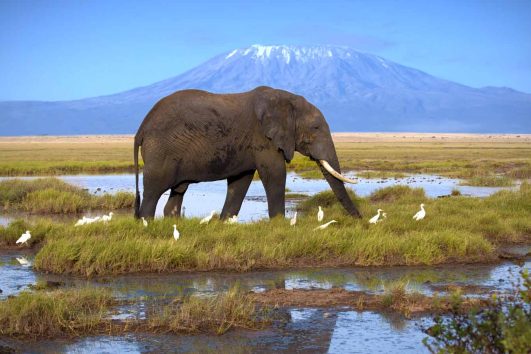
[317,154,362,218]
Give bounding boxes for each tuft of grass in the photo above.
[0,288,114,338]
[451,188,461,196]
[460,175,514,187]
[148,287,271,335]
[0,219,57,248]
[298,188,362,213]
[369,185,426,203]
[0,178,134,213]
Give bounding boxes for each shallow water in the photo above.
[0,247,528,353]
[0,172,512,225]
[2,247,529,302]
[1,310,431,353]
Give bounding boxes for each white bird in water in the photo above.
[369,209,384,224]
[16,256,30,266]
[314,220,337,230]
[290,211,297,226]
[173,224,180,240]
[413,203,426,221]
[317,206,324,222]
[225,215,238,224]
[16,231,31,245]
[141,217,148,227]
[200,210,217,225]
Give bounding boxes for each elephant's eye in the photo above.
[312,125,320,131]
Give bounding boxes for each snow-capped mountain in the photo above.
[1,44,530,135]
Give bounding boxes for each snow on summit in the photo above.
[226,44,364,64]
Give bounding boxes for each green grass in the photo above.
[0,139,139,176]
[17,184,528,276]
[2,137,529,182]
[147,286,271,335]
[0,288,114,338]
[0,218,58,247]
[0,178,134,213]
[460,175,514,187]
[0,286,271,339]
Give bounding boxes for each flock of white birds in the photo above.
[15,204,427,246]
[74,212,114,226]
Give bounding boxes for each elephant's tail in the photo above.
[133,134,142,219]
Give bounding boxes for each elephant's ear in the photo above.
[255,92,296,162]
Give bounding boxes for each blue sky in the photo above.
[1,0,530,101]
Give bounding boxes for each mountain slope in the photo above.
[1,44,530,135]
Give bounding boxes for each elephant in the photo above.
[133,86,362,220]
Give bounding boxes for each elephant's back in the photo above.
[138,89,249,136]
[137,89,254,162]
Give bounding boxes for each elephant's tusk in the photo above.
[319,160,358,184]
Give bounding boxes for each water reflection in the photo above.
[2,246,528,301]
[1,309,431,354]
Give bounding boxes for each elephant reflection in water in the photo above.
[134,86,361,220]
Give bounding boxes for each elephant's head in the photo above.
[253,86,362,218]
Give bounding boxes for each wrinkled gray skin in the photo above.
[134,86,362,220]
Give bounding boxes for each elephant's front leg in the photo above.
[164,183,189,217]
[256,154,286,218]
[220,170,255,220]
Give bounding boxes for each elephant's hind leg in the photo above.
[164,183,189,217]
[220,170,255,220]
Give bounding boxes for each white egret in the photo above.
[290,212,297,226]
[173,224,180,240]
[142,217,148,227]
[314,220,337,230]
[74,216,89,226]
[16,257,30,266]
[369,209,383,224]
[200,210,217,225]
[377,212,387,223]
[413,203,426,221]
[16,231,31,245]
[102,212,114,223]
[225,215,238,224]
[317,206,324,222]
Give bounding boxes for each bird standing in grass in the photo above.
[75,216,88,226]
[369,209,383,224]
[16,231,31,245]
[102,212,114,223]
[141,217,148,227]
[317,206,324,222]
[290,212,297,226]
[413,203,426,221]
[173,224,180,240]
[314,220,337,230]
[200,210,217,225]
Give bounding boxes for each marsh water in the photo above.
[1,246,529,353]
[0,171,513,226]
[0,173,525,353]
